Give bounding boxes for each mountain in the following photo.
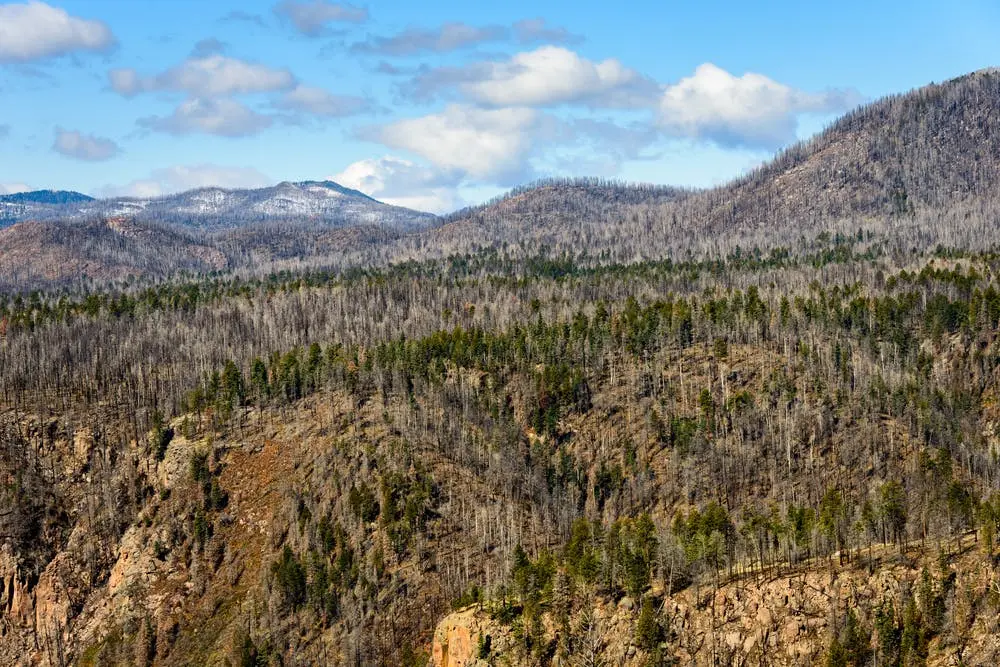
[421,69,1000,262]
[0,190,95,226]
[0,180,435,232]
[0,180,437,289]
[79,180,436,232]
[689,67,1000,232]
[6,70,1000,290]
[0,218,227,289]
[0,189,94,205]
[7,70,1000,666]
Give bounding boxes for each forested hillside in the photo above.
[4,71,1000,666]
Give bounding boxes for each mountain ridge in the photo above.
[5,69,1000,290]
[0,179,436,232]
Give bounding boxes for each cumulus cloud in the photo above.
[352,22,507,56]
[0,183,31,195]
[276,84,370,117]
[658,63,858,149]
[138,98,273,137]
[52,128,120,161]
[369,105,542,183]
[101,164,273,198]
[403,46,656,108]
[110,54,296,98]
[333,156,462,213]
[275,0,368,36]
[0,1,114,63]
[513,18,582,45]
[466,46,651,107]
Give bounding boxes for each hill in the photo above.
[0,180,434,231]
[0,189,94,206]
[415,69,1000,264]
[0,180,436,289]
[5,71,1000,290]
[5,69,1000,667]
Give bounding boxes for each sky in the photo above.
[1,0,999,213]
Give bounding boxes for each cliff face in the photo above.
[431,539,1000,667]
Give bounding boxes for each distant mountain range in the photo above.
[0,180,437,232]
[6,68,1000,291]
[0,190,95,206]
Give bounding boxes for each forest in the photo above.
[4,69,1000,666]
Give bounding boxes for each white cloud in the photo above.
[110,54,295,98]
[0,1,114,63]
[371,105,541,182]
[0,183,31,195]
[52,128,120,161]
[468,46,648,107]
[405,46,655,108]
[333,156,462,213]
[138,98,273,137]
[276,84,370,117]
[658,63,857,149]
[275,0,368,36]
[101,164,272,198]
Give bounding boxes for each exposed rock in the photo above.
[431,606,489,667]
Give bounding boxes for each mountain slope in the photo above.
[0,190,95,225]
[0,218,227,289]
[0,180,435,232]
[0,180,437,289]
[0,190,94,205]
[420,69,1000,262]
[6,70,1000,288]
[691,68,1000,231]
[84,180,436,232]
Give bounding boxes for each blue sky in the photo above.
[1,0,999,212]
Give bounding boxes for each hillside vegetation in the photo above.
[4,71,1000,666]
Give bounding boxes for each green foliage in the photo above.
[878,481,908,545]
[190,451,210,484]
[874,600,901,667]
[272,545,307,610]
[564,518,602,583]
[828,606,873,666]
[667,416,699,455]
[348,482,380,523]
[510,545,555,609]
[818,488,847,553]
[192,510,211,549]
[476,633,492,659]
[635,596,666,652]
[612,514,658,598]
[531,362,590,437]
[452,585,483,610]
[673,502,735,575]
[150,411,173,462]
[238,634,273,667]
